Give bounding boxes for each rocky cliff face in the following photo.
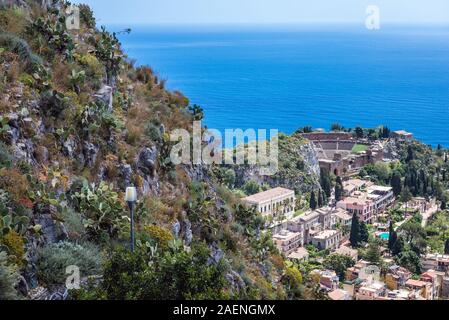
[233,135,321,193]
[0,1,314,300]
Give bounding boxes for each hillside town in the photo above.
[243,131,449,300]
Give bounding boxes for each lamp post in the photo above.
[125,186,137,252]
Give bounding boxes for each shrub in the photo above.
[78,4,96,29]
[0,230,25,266]
[73,53,103,85]
[0,6,27,34]
[0,168,29,202]
[125,124,143,146]
[0,201,31,237]
[93,27,122,85]
[71,181,128,241]
[144,197,170,222]
[39,90,70,117]
[0,251,19,300]
[37,241,102,286]
[144,225,173,250]
[243,180,261,196]
[61,207,86,240]
[144,122,162,143]
[188,104,204,121]
[0,33,42,72]
[79,102,124,136]
[136,66,153,84]
[19,73,35,87]
[75,241,229,300]
[69,69,86,94]
[0,143,12,169]
[28,16,75,60]
[281,263,303,299]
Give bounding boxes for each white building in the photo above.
[242,187,296,223]
[367,185,395,213]
[311,230,342,251]
[273,230,302,255]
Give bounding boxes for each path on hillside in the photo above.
[421,204,439,228]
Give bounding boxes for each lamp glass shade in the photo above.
[125,187,137,202]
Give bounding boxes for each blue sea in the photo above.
[114,24,449,146]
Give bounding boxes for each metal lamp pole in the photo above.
[125,187,137,252]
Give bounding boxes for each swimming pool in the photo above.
[379,232,390,241]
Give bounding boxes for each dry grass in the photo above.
[0,168,29,202]
[6,60,20,83]
[52,60,73,92]
[125,124,143,146]
[0,7,27,35]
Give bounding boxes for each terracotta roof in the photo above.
[344,179,367,188]
[339,196,373,206]
[313,230,339,240]
[328,289,347,301]
[288,247,310,260]
[335,246,358,257]
[335,210,352,221]
[242,187,294,204]
[299,210,320,222]
[406,279,427,288]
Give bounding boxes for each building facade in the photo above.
[243,187,296,224]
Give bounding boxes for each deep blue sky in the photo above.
[73,0,449,25]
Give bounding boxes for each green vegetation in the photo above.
[352,144,368,153]
[0,143,12,169]
[386,215,427,274]
[425,211,449,253]
[0,33,42,72]
[37,241,103,286]
[350,212,361,248]
[361,141,449,202]
[309,191,317,210]
[335,176,343,202]
[71,241,230,300]
[27,15,75,60]
[92,26,122,85]
[323,254,355,280]
[70,181,129,242]
[0,251,19,300]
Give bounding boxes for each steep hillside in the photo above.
[232,133,321,193]
[0,1,321,300]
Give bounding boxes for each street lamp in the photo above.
[125,186,137,252]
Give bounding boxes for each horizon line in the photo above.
[104,21,449,26]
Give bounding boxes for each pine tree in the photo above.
[441,199,447,211]
[350,212,361,248]
[406,145,415,162]
[366,240,382,264]
[309,191,317,210]
[392,236,405,256]
[360,222,369,243]
[388,221,397,251]
[355,127,364,139]
[400,187,413,212]
[320,169,332,198]
[390,172,402,197]
[318,191,324,208]
[335,176,344,202]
